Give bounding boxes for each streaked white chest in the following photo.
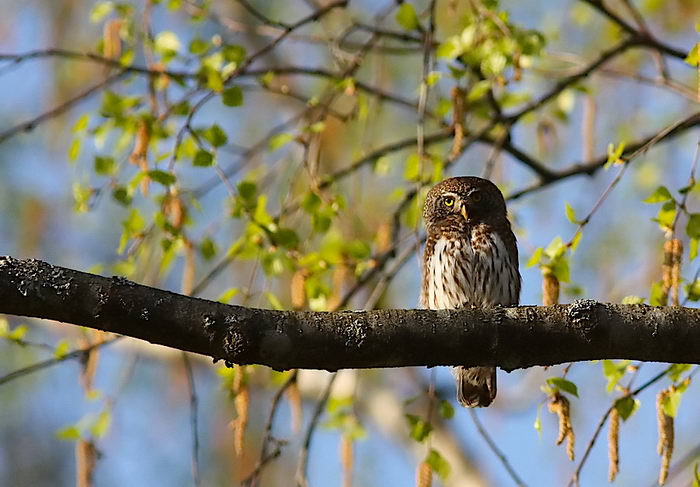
[422,233,518,310]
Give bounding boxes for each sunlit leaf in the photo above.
[396,3,419,31]
[614,396,640,421]
[222,86,243,106]
[546,377,579,397]
[643,186,673,203]
[405,414,432,442]
[425,449,451,480]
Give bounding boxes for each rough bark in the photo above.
[1,256,699,372]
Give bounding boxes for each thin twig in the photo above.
[182,352,201,487]
[0,70,126,144]
[295,373,338,487]
[568,366,672,486]
[244,370,298,487]
[469,409,528,487]
[0,337,119,386]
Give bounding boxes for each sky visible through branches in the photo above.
[1,0,700,486]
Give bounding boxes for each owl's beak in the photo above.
[460,205,469,220]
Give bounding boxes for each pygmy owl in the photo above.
[421,176,520,407]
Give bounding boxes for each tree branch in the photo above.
[4,257,700,372]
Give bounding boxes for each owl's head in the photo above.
[422,176,508,230]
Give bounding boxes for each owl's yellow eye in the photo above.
[443,197,455,207]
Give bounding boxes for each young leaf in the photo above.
[147,170,176,186]
[396,3,419,30]
[269,133,294,151]
[685,42,700,66]
[202,124,228,147]
[405,414,432,442]
[438,400,455,420]
[643,186,672,204]
[546,377,579,398]
[602,360,630,393]
[425,449,451,480]
[222,86,243,106]
[193,149,214,167]
[564,202,577,223]
[55,425,81,441]
[154,31,181,54]
[667,364,692,383]
[526,247,543,268]
[94,156,116,176]
[614,396,640,421]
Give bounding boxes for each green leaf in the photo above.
[662,381,689,417]
[653,201,676,232]
[667,364,692,383]
[237,181,257,202]
[189,37,210,55]
[602,360,630,393]
[90,410,111,438]
[685,42,700,66]
[544,236,565,260]
[425,449,451,481]
[438,400,455,420]
[425,71,441,86]
[6,324,28,341]
[614,396,640,421]
[606,142,626,167]
[467,80,490,102]
[396,3,419,30]
[693,462,700,487]
[72,182,92,213]
[533,404,543,437]
[200,237,217,260]
[436,36,463,59]
[68,139,81,162]
[90,1,114,23]
[268,133,294,151]
[55,425,81,441]
[273,228,299,249]
[202,124,228,147]
[94,156,116,176]
[72,114,90,133]
[193,149,214,167]
[217,287,239,303]
[649,280,666,306]
[404,153,421,181]
[264,291,284,310]
[54,339,70,359]
[687,214,700,239]
[112,186,132,206]
[621,295,645,304]
[550,256,570,283]
[546,377,579,397]
[526,247,543,268]
[147,170,176,186]
[222,45,247,64]
[405,414,432,442]
[690,238,699,261]
[565,202,577,223]
[154,31,181,54]
[222,86,243,106]
[569,231,583,252]
[643,185,673,203]
[685,279,700,301]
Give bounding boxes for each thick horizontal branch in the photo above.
[2,257,700,371]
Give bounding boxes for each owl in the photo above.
[421,176,520,407]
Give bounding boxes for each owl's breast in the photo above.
[421,231,519,310]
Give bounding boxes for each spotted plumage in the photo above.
[421,176,520,407]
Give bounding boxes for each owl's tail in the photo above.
[455,366,497,408]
